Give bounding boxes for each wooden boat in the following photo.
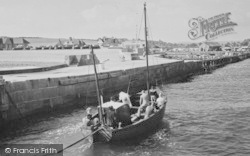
[89,3,167,143]
[92,98,166,143]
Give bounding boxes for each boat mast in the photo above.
[144,3,150,99]
[91,46,104,125]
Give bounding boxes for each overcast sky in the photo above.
[0,0,249,42]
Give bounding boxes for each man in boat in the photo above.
[105,106,117,128]
[149,85,159,102]
[119,91,132,107]
[83,107,100,131]
[156,92,167,108]
[144,101,154,119]
[136,90,150,117]
[82,107,92,126]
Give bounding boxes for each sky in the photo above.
[0,0,250,43]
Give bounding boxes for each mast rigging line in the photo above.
[146,12,154,42]
[137,9,144,40]
[137,4,154,42]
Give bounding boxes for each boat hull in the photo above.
[93,103,166,143]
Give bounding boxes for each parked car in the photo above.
[25,46,32,50]
[92,44,100,49]
[36,46,43,50]
[13,45,24,50]
[64,45,73,49]
[82,45,91,49]
[74,45,80,49]
[54,45,63,49]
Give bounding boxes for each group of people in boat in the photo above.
[136,87,165,120]
[84,86,167,130]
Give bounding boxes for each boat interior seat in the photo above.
[130,106,139,114]
[130,106,139,110]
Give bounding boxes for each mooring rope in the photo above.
[57,127,103,154]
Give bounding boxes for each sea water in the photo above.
[1,59,250,156]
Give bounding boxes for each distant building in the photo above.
[82,39,98,46]
[12,38,29,49]
[102,37,120,47]
[172,47,186,52]
[97,38,104,46]
[222,46,231,51]
[122,40,145,49]
[189,47,199,51]
[72,39,86,48]
[0,37,30,50]
[185,43,199,52]
[121,40,145,54]
[151,45,163,53]
[63,38,74,49]
[0,38,3,50]
[199,42,222,51]
[232,47,240,52]
[1,37,13,50]
[237,46,250,52]
[55,39,67,49]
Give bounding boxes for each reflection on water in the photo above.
[1,59,250,156]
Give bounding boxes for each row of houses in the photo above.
[0,37,103,50]
[120,40,218,53]
[97,37,128,47]
[28,37,127,50]
[1,36,249,53]
[27,37,100,50]
[171,42,250,52]
[0,36,166,52]
[31,38,92,50]
[0,36,126,50]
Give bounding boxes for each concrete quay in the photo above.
[1,55,179,82]
[0,51,249,127]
